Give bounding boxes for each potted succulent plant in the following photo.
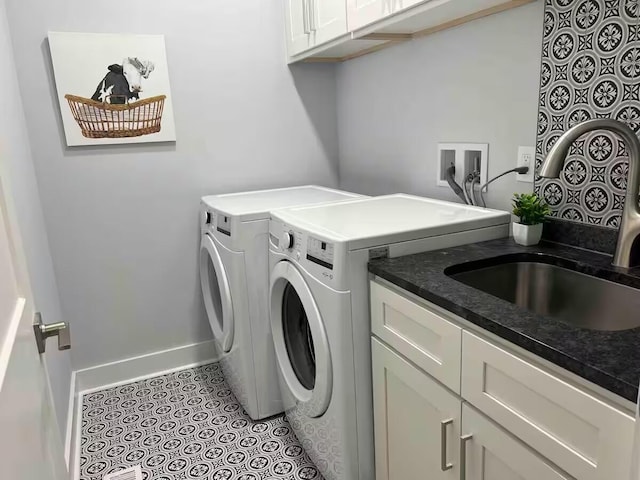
[511,193,551,246]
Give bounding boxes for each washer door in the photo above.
[200,234,234,353]
[270,261,332,418]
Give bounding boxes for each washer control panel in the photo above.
[281,231,295,250]
[306,237,334,270]
[271,220,343,289]
[203,210,213,227]
[216,213,232,237]
[201,205,215,234]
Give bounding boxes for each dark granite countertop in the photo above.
[368,238,640,403]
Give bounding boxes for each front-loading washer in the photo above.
[199,185,363,420]
[268,194,511,479]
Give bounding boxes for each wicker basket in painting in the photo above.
[64,94,166,139]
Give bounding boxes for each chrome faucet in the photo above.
[540,119,640,268]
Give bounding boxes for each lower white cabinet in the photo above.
[372,338,461,480]
[372,337,569,480]
[461,404,572,480]
[370,280,635,480]
[463,331,635,480]
[370,280,462,393]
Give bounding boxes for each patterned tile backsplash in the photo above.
[534,0,640,229]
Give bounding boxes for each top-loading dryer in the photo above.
[268,194,511,479]
[199,185,363,420]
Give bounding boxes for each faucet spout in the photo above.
[539,119,640,268]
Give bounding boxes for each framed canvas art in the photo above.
[48,32,176,146]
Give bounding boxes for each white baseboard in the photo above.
[63,370,76,467]
[65,340,219,479]
[75,339,219,394]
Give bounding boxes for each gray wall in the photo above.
[0,0,71,439]
[4,0,545,376]
[336,0,544,212]
[5,0,340,369]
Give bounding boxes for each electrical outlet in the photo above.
[517,146,535,183]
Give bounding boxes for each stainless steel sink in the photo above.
[447,259,640,331]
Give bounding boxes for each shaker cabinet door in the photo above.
[310,0,348,46]
[372,338,460,480]
[285,0,313,56]
[461,404,572,480]
[347,0,393,31]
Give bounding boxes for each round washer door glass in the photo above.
[270,261,332,418]
[200,234,234,352]
[282,283,316,390]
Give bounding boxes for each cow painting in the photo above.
[91,57,155,104]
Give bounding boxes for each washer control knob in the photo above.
[282,231,295,250]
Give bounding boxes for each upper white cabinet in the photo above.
[347,0,434,31]
[392,0,432,13]
[285,0,535,62]
[285,0,348,57]
[346,0,393,31]
[314,0,349,46]
[285,0,313,56]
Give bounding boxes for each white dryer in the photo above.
[199,185,362,420]
[268,194,511,479]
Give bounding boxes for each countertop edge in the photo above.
[369,263,639,404]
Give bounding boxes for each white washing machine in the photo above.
[199,185,362,420]
[268,194,511,479]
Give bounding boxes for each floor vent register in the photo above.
[103,465,142,480]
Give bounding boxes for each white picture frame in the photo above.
[48,32,177,146]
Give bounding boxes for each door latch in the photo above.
[33,312,71,354]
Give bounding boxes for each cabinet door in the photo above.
[462,331,635,480]
[310,0,348,47]
[285,0,312,57]
[390,0,429,14]
[461,405,572,480]
[372,338,460,480]
[370,281,462,393]
[347,0,393,31]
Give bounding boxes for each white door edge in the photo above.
[0,297,25,388]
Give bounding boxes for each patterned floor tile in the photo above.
[79,363,322,480]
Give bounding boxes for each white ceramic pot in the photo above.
[512,222,543,246]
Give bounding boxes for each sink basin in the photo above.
[445,255,640,331]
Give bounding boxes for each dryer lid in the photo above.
[201,186,362,222]
[271,194,510,250]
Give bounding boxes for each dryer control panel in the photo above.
[307,237,334,270]
[200,203,215,234]
[270,220,346,290]
[216,213,232,237]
